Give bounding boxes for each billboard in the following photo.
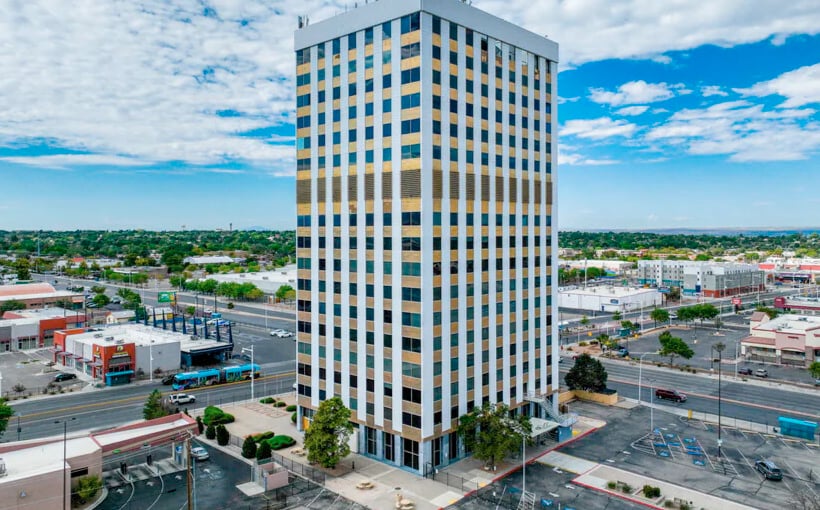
[157,291,176,303]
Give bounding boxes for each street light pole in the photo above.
[637,352,655,405]
[56,417,76,510]
[714,342,725,459]
[242,346,255,401]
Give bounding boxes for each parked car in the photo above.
[270,329,294,338]
[754,369,769,378]
[191,446,209,461]
[53,373,77,383]
[814,379,820,387]
[168,393,196,405]
[737,367,753,376]
[655,388,687,403]
[754,459,783,480]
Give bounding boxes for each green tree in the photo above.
[612,310,622,322]
[216,424,230,446]
[186,306,196,316]
[90,285,107,294]
[92,294,110,307]
[565,354,608,392]
[241,435,258,458]
[658,331,694,367]
[304,396,353,469]
[15,259,31,280]
[650,308,669,327]
[256,440,272,461]
[457,402,532,470]
[621,320,637,333]
[275,284,295,301]
[808,361,820,379]
[0,398,14,438]
[143,390,168,420]
[0,300,26,313]
[205,424,216,440]
[580,315,590,329]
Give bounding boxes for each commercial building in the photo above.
[51,323,233,385]
[741,312,820,367]
[0,282,83,311]
[205,265,297,295]
[0,307,87,351]
[183,255,244,265]
[0,413,197,510]
[561,259,633,274]
[295,0,558,474]
[637,260,764,297]
[558,286,661,313]
[774,296,820,315]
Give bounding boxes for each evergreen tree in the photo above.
[565,354,608,392]
[241,436,258,458]
[216,424,230,446]
[256,440,272,461]
[142,390,168,420]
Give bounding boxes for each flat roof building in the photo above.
[205,265,297,295]
[558,286,661,313]
[638,260,764,297]
[295,0,559,474]
[0,282,83,311]
[741,312,820,367]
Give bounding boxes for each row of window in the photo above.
[298,234,550,251]
[297,213,551,228]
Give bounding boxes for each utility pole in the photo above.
[714,341,726,460]
[187,438,194,510]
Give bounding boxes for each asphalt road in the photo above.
[8,364,296,441]
[562,358,820,426]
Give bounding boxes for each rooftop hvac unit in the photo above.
[105,336,114,341]
[190,336,198,341]
[94,334,103,338]
[116,339,124,344]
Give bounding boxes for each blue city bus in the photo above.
[222,363,260,383]
[172,368,221,390]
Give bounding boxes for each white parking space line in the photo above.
[734,448,755,469]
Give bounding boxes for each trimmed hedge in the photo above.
[275,401,287,408]
[266,435,296,450]
[259,397,276,404]
[253,431,275,443]
[285,404,297,412]
[203,406,235,426]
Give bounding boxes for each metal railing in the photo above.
[524,391,578,427]
[431,470,479,493]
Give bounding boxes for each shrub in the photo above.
[664,502,675,508]
[589,340,599,345]
[679,504,690,510]
[266,435,296,450]
[607,481,617,489]
[196,416,205,434]
[253,431,275,442]
[202,406,235,426]
[259,397,276,404]
[74,475,102,504]
[242,436,258,458]
[205,424,216,440]
[216,424,230,446]
[285,404,296,412]
[642,485,661,498]
[579,341,588,347]
[275,401,287,408]
[291,411,297,423]
[620,483,632,494]
[256,440,272,461]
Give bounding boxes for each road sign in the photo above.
[157,291,176,303]
[731,298,742,305]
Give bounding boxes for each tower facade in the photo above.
[295,0,558,474]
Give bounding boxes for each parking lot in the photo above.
[618,324,818,385]
[0,350,86,400]
[559,401,819,509]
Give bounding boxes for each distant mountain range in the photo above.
[570,228,820,237]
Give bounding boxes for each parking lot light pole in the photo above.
[714,342,726,459]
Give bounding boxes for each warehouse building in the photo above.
[559,286,661,313]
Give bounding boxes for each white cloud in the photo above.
[701,85,729,97]
[645,100,820,161]
[0,0,819,171]
[475,0,820,65]
[589,81,686,106]
[615,106,650,116]
[561,117,638,140]
[733,63,820,107]
[0,154,149,170]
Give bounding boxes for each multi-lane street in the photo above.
[562,357,820,426]
[9,362,296,441]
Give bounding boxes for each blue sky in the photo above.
[0,0,818,231]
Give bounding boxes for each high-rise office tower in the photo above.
[295,0,558,474]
